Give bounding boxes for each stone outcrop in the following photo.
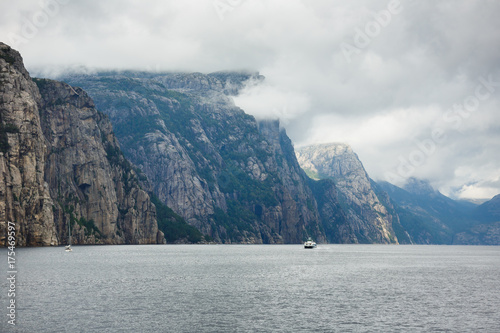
[0,43,163,246]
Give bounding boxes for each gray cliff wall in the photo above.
[0,43,163,246]
[0,43,58,246]
[37,79,163,245]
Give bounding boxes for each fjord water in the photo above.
[2,245,500,332]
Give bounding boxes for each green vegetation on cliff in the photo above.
[151,194,203,243]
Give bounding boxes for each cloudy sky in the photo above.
[2,0,500,200]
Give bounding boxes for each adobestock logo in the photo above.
[7,0,70,48]
[384,74,500,184]
[340,0,403,64]
[442,75,499,130]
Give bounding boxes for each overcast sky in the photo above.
[2,0,500,200]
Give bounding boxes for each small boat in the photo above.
[304,237,317,249]
[65,220,73,252]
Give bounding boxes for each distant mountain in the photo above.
[474,194,500,223]
[296,143,409,244]
[378,178,478,244]
[453,194,500,245]
[453,222,500,245]
[403,177,437,196]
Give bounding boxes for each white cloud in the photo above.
[233,80,311,125]
[1,0,499,199]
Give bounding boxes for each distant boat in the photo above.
[304,237,317,249]
[65,221,73,252]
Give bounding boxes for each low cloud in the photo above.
[233,80,311,125]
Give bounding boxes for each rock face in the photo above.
[306,178,351,243]
[0,43,163,246]
[296,143,403,244]
[62,71,325,244]
[0,43,57,246]
[37,79,163,244]
[258,120,325,243]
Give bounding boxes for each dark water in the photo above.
[1,245,500,332]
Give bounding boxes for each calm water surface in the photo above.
[1,245,499,332]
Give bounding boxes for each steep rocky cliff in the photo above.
[0,43,57,246]
[258,120,325,243]
[0,43,163,246]
[62,71,325,244]
[36,78,163,244]
[306,178,351,243]
[296,143,405,244]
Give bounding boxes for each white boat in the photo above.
[65,220,73,252]
[304,238,317,249]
